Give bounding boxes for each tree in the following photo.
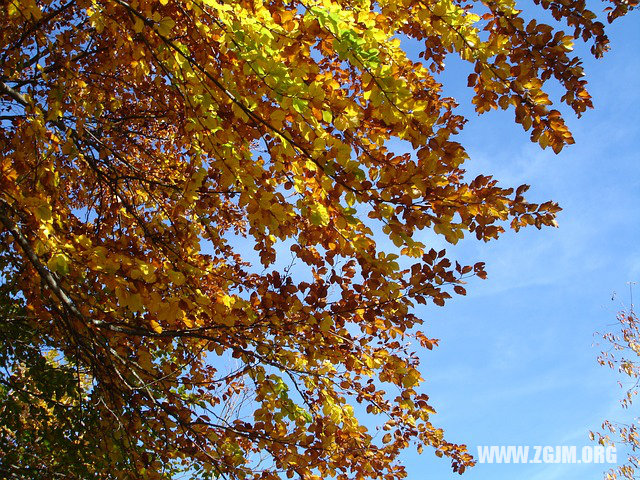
[1,0,637,478]
[595,304,640,480]
[0,287,110,479]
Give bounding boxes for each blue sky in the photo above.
[398,8,640,480]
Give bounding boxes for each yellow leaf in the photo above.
[35,203,52,222]
[157,17,175,36]
[47,253,70,276]
[150,319,163,334]
[310,204,330,226]
[127,293,143,312]
[220,294,235,308]
[168,270,186,286]
[319,316,332,332]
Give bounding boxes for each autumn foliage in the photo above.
[595,307,640,480]
[0,0,636,478]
